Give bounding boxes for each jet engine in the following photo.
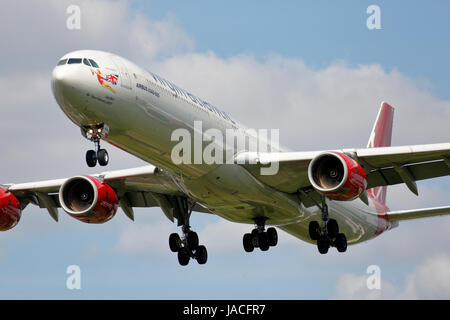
[59,175,118,223]
[308,152,367,201]
[0,188,21,231]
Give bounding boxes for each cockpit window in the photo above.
[83,58,91,66]
[57,59,67,66]
[67,58,82,64]
[88,59,99,68]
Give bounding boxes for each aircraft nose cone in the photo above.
[51,66,79,102]
[51,65,85,110]
[52,67,64,82]
[52,67,68,94]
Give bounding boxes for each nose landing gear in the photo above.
[82,125,109,167]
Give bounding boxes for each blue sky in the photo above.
[0,0,449,299]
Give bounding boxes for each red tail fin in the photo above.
[367,101,394,149]
[367,102,394,205]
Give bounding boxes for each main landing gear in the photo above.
[308,199,347,254]
[83,126,109,167]
[168,197,208,266]
[242,218,278,252]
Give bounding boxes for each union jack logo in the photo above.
[92,69,119,93]
[105,74,119,85]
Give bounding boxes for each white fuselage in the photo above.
[51,50,395,246]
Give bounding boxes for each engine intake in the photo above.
[59,175,118,224]
[308,152,367,201]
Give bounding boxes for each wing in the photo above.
[3,165,211,222]
[387,206,450,222]
[236,142,450,195]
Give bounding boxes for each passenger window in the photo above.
[68,58,82,64]
[83,58,91,66]
[89,59,99,68]
[57,59,67,66]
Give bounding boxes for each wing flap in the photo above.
[366,159,450,189]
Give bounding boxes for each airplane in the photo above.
[1,49,450,266]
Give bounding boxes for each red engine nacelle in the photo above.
[0,188,21,231]
[308,152,367,201]
[59,175,118,224]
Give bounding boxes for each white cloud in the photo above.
[334,273,399,299]
[152,53,450,151]
[116,219,178,255]
[128,14,195,62]
[198,219,249,253]
[0,74,50,110]
[399,254,450,299]
[334,254,450,299]
[0,0,194,74]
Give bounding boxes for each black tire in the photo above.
[86,150,97,167]
[195,245,208,264]
[169,233,181,252]
[243,233,254,252]
[267,227,278,247]
[336,233,347,253]
[258,232,270,251]
[327,219,339,238]
[308,221,321,240]
[186,231,199,250]
[317,236,330,254]
[177,249,190,266]
[97,149,109,166]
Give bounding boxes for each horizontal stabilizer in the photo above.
[387,206,450,222]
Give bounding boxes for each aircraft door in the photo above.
[110,56,132,90]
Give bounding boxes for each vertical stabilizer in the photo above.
[366,102,394,205]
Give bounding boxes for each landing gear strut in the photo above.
[242,218,278,253]
[168,197,207,266]
[83,125,109,167]
[308,197,347,254]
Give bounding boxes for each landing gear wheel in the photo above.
[251,230,259,248]
[267,227,278,246]
[186,231,199,250]
[169,233,181,252]
[308,221,321,240]
[195,245,208,264]
[97,149,109,166]
[335,233,347,253]
[86,150,97,167]
[177,249,190,266]
[243,233,254,252]
[258,232,270,251]
[327,219,339,238]
[317,236,330,254]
